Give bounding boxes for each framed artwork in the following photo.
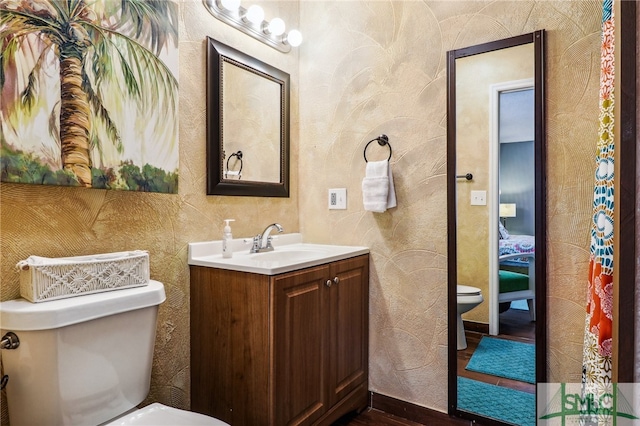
[0,0,179,193]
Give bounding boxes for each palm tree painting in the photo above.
[1,0,179,193]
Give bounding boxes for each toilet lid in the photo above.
[457,285,481,295]
[105,403,229,426]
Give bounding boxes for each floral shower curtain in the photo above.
[582,0,615,387]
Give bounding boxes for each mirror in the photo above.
[206,37,290,197]
[446,31,546,425]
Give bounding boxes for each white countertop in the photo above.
[188,233,369,275]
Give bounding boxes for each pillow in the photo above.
[499,222,510,240]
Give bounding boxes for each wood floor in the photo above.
[334,307,536,426]
[333,407,471,425]
[333,409,428,426]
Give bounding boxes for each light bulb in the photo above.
[220,0,240,11]
[266,18,286,36]
[244,5,264,24]
[286,29,302,47]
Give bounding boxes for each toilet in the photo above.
[0,280,229,426]
[456,285,484,350]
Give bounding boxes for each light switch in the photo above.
[470,190,487,206]
[329,188,347,209]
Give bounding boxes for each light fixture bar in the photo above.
[203,0,292,53]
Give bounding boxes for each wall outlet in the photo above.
[329,188,347,209]
[470,190,487,206]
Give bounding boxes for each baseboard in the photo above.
[462,320,489,334]
[369,392,471,425]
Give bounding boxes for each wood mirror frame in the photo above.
[446,30,546,424]
[206,37,290,197]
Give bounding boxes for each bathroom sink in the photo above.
[188,233,369,275]
[249,244,335,262]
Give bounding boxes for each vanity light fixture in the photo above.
[243,5,264,24]
[220,0,240,11]
[284,29,303,47]
[204,0,302,53]
[265,17,285,36]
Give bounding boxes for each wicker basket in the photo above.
[16,250,150,303]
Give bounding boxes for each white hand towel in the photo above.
[387,162,397,209]
[362,160,397,213]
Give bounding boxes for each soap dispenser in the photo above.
[222,219,235,258]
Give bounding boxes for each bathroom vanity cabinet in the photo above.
[190,254,369,426]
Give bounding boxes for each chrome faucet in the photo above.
[250,223,284,253]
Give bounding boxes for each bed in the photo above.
[498,223,535,268]
[489,224,536,335]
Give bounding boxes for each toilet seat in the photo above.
[105,403,229,426]
[457,284,481,295]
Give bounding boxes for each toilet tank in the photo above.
[0,280,166,426]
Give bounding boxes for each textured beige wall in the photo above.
[456,44,534,324]
[0,0,299,421]
[298,0,601,412]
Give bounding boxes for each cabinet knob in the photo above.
[333,276,340,285]
[326,279,332,287]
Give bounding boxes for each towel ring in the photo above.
[225,151,243,179]
[363,134,392,162]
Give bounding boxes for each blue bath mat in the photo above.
[458,377,535,426]
[465,336,535,384]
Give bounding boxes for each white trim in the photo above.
[488,78,534,336]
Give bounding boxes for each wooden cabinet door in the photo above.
[272,265,330,426]
[190,266,271,425]
[328,256,369,406]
